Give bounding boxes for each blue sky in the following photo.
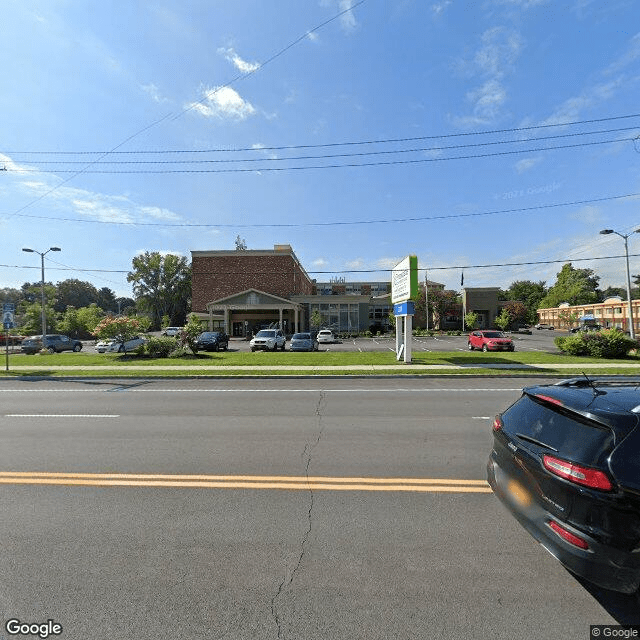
[1,0,639,298]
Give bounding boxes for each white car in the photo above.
[95,339,115,353]
[162,327,183,336]
[106,336,146,353]
[316,330,335,344]
[250,329,286,352]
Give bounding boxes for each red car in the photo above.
[468,330,515,352]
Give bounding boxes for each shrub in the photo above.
[143,336,176,358]
[555,329,638,358]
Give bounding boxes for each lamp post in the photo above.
[599,229,639,340]
[22,247,61,344]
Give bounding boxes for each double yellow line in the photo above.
[0,472,491,493]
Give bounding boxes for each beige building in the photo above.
[537,297,640,333]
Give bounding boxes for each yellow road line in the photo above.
[0,472,491,493]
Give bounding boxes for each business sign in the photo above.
[391,255,418,304]
[3,303,15,329]
[393,301,415,316]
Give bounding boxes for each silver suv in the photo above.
[21,334,83,354]
[250,329,286,352]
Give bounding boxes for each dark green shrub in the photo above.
[143,336,176,358]
[555,329,638,358]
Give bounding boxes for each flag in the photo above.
[460,271,464,287]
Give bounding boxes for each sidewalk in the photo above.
[5,362,640,373]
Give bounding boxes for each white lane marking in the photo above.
[6,414,119,418]
[0,388,524,393]
[472,416,493,420]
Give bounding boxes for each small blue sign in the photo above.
[393,301,415,316]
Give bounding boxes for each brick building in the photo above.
[191,245,313,336]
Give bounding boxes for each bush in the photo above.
[555,329,638,358]
[143,336,176,358]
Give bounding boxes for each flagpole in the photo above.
[461,271,465,332]
[425,269,429,331]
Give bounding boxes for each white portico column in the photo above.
[224,307,230,334]
[294,306,299,333]
[279,307,283,329]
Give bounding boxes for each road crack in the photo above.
[271,390,327,639]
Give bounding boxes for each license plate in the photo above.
[507,478,531,507]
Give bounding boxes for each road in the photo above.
[0,377,636,640]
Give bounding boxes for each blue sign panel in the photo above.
[393,301,415,316]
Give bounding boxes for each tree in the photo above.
[235,235,247,250]
[127,252,191,329]
[54,279,98,312]
[464,312,478,330]
[539,264,600,308]
[599,286,627,301]
[494,308,511,331]
[428,289,460,330]
[96,287,117,312]
[501,301,528,327]
[310,309,322,330]
[93,316,149,352]
[178,313,203,354]
[503,280,547,323]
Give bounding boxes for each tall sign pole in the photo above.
[392,256,418,364]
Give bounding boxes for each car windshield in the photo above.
[483,331,505,338]
[256,330,275,337]
[293,333,310,339]
[199,332,219,338]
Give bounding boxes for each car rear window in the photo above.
[293,333,310,339]
[502,394,615,466]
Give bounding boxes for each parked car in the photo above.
[535,323,555,330]
[21,334,83,354]
[290,332,319,352]
[487,377,640,594]
[106,336,146,353]
[95,339,115,353]
[467,330,514,352]
[162,327,183,337]
[250,329,286,352]
[194,331,229,352]
[316,329,335,344]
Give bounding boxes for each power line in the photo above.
[4,252,639,276]
[5,112,640,155]
[8,136,633,174]
[5,191,640,228]
[10,126,638,167]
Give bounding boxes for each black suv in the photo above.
[488,377,640,593]
[194,331,229,352]
[21,334,83,354]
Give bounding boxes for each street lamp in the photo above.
[22,247,61,344]
[599,228,640,340]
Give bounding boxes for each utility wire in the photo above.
[10,126,638,166]
[6,252,640,276]
[6,112,640,155]
[5,191,640,228]
[9,137,633,174]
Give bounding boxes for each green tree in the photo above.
[599,286,627,301]
[539,264,600,308]
[501,301,528,327]
[494,308,511,331]
[464,311,478,330]
[96,287,117,312]
[18,284,58,334]
[310,309,322,330]
[179,313,203,354]
[503,280,547,323]
[54,279,98,312]
[127,252,191,329]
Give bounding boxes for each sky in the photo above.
[1,0,640,299]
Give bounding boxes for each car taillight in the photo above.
[534,393,563,407]
[548,520,590,550]
[543,455,613,491]
[492,415,503,432]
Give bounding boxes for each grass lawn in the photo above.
[1,349,639,377]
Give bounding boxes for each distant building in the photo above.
[537,297,640,332]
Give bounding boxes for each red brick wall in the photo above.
[192,253,313,312]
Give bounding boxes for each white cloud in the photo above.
[453,27,523,126]
[217,47,260,74]
[432,1,452,16]
[515,156,542,173]
[141,82,168,104]
[186,86,256,120]
[313,258,329,267]
[321,0,358,33]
